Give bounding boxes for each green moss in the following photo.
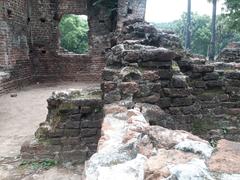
[19,159,58,170]
[35,125,49,140]
[192,119,216,135]
[94,107,102,113]
[172,61,180,72]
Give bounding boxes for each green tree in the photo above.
[216,14,240,53]
[153,13,240,57]
[59,14,89,54]
[224,0,240,33]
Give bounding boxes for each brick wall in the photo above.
[28,0,113,83]
[102,21,240,142]
[21,89,103,163]
[0,0,32,94]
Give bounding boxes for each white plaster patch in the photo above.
[175,139,214,158]
[97,154,146,180]
[168,159,214,180]
[221,174,240,180]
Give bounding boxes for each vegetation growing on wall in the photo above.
[59,14,89,54]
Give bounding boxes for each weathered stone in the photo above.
[206,80,224,88]
[159,69,173,80]
[192,65,214,73]
[203,72,219,81]
[135,103,167,124]
[171,75,188,88]
[119,82,139,94]
[120,66,142,81]
[104,90,121,104]
[102,68,119,81]
[136,93,160,104]
[101,82,117,93]
[191,80,206,88]
[163,88,191,97]
[81,120,102,128]
[208,140,240,174]
[64,120,81,129]
[158,97,171,109]
[171,97,194,107]
[81,128,98,137]
[143,70,160,81]
[225,71,240,79]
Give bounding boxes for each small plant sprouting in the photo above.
[19,159,58,170]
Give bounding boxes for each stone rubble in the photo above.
[84,103,240,180]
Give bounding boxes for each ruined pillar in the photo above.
[117,0,147,30]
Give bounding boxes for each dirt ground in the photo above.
[0,82,99,180]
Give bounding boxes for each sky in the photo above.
[145,0,225,23]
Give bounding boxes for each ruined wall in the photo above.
[216,42,240,63]
[102,22,240,142]
[21,89,103,163]
[28,0,112,82]
[0,0,32,94]
[0,0,118,94]
[117,0,147,30]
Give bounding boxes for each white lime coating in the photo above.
[175,139,214,158]
[167,159,214,180]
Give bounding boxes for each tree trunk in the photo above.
[209,0,217,61]
[185,0,191,50]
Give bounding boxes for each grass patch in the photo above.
[19,159,58,170]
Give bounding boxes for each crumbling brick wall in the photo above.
[0,0,119,94]
[0,0,32,94]
[102,22,240,142]
[28,0,113,82]
[117,0,147,30]
[21,89,103,163]
[216,42,240,63]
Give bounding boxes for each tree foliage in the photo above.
[224,0,240,33]
[153,13,240,56]
[59,14,89,54]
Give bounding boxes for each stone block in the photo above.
[104,89,121,104]
[143,70,160,81]
[64,129,81,137]
[135,93,160,104]
[192,65,214,73]
[163,88,191,98]
[225,71,240,79]
[81,120,102,128]
[102,68,119,81]
[203,72,219,81]
[159,69,173,80]
[119,82,139,94]
[81,128,98,137]
[64,120,81,129]
[171,97,194,107]
[171,75,188,88]
[101,81,117,92]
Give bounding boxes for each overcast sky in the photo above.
[145,0,225,23]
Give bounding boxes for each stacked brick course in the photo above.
[0,0,118,94]
[0,0,32,94]
[21,89,103,163]
[102,21,240,141]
